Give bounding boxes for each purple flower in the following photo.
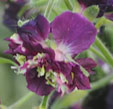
[6,11,97,96]
[3,0,26,31]
[76,58,97,74]
[78,0,113,17]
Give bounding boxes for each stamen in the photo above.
[11,66,17,70]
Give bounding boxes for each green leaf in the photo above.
[51,90,88,109]
[0,57,16,65]
[96,17,113,29]
[84,5,99,21]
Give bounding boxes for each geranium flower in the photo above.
[78,0,113,17]
[6,11,97,96]
[3,0,26,31]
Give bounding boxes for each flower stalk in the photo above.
[44,0,55,19]
[64,0,73,10]
[39,96,49,109]
[91,73,113,91]
[95,36,113,67]
[89,46,108,62]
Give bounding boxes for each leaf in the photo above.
[84,5,99,21]
[0,57,16,66]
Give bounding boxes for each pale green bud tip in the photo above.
[15,54,26,65]
[18,19,30,27]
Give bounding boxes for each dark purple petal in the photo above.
[22,42,44,55]
[43,48,55,60]
[57,62,72,75]
[57,62,73,84]
[5,37,32,56]
[25,68,54,96]
[49,61,72,78]
[59,62,72,76]
[73,65,90,89]
[17,15,50,55]
[52,11,97,55]
[76,58,97,74]
[37,53,55,71]
[17,15,50,44]
[5,39,23,55]
[68,64,90,92]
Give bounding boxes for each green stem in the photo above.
[18,5,29,17]
[72,0,81,13]
[91,73,113,91]
[95,37,113,67]
[40,96,49,109]
[89,46,108,62]
[8,92,35,109]
[35,0,48,6]
[44,0,55,19]
[52,8,59,16]
[64,0,73,10]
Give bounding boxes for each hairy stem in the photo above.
[40,96,49,109]
[64,0,73,10]
[89,46,108,62]
[91,73,113,91]
[44,0,55,19]
[95,36,113,67]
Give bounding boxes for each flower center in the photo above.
[54,42,73,62]
[55,49,66,61]
[14,53,69,94]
